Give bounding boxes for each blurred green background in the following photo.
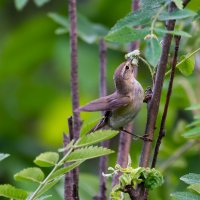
[0,0,199,199]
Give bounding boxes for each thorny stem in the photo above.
[151,36,181,168]
[69,0,80,198]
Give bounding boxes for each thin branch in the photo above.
[151,36,181,168]
[68,0,80,199]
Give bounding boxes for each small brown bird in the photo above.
[77,59,146,139]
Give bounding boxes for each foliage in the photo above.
[0,126,118,200]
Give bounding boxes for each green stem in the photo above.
[139,56,154,80]
[165,47,200,76]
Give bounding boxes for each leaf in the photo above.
[182,127,200,139]
[0,184,28,200]
[65,146,114,162]
[141,0,166,9]
[180,173,200,184]
[48,13,68,28]
[186,120,200,128]
[49,161,83,180]
[0,153,9,162]
[37,195,52,200]
[33,0,51,7]
[177,55,195,76]
[34,152,59,167]
[188,184,200,194]
[80,117,102,136]
[155,28,191,37]
[145,38,162,67]
[186,104,200,110]
[172,0,183,9]
[77,130,118,147]
[14,0,28,10]
[171,191,200,200]
[14,167,44,183]
[105,27,149,43]
[159,9,196,21]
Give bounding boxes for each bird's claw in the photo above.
[143,87,153,103]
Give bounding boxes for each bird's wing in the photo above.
[77,93,131,112]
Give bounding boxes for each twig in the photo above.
[93,39,109,200]
[151,36,181,168]
[68,0,80,199]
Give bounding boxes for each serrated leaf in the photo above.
[155,28,191,37]
[34,152,59,167]
[34,0,51,7]
[80,117,102,136]
[77,130,118,147]
[145,38,162,67]
[188,184,200,194]
[65,146,114,162]
[180,173,200,184]
[172,0,183,9]
[0,153,9,162]
[14,0,28,10]
[49,161,83,180]
[186,104,200,110]
[182,127,200,139]
[105,27,149,43]
[0,184,28,200]
[159,9,196,21]
[177,55,195,76]
[14,167,44,183]
[171,191,200,200]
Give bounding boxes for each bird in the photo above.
[77,59,148,140]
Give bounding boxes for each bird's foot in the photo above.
[142,134,153,142]
[143,87,153,103]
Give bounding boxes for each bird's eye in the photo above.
[125,65,129,70]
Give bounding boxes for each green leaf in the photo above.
[155,28,191,37]
[105,27,149,43]
[34,152,59,167]
[65,146,114,162]
[188,184,200,194]
[34,0,51,7]
[37,195,52,200]
[186,104,200,110]
[182,127,200,139]
[159,9,196,20]
[186,120,200,128]
[171,191,200,200]
[49,161,83,180]
[172,0,183,9]
[80,117,102,136]
[180,173,200,184]
[77,130,118,147]
[177,55,195,76]
[145,38,162,67]
[14,0,28,10]
[48,13,68,28]
[0,153,9,162]
[14,167,44,183]
[141,0,166,9]
[0,184,28,200]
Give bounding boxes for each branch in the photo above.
[93,39,109,200]
[68,0,80,199]
[151,36,181,168]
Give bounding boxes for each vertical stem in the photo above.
[151,36,181,168]
[68,0,80,199]
[93,39,108,200]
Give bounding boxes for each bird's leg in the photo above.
[121,129,152,141]
[143,87,153,103]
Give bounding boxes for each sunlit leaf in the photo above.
[145,38,162,67]
[34,0,51,7]
[0,184,28,200]
[105,27,149,43]
[185,104,200,110]
[172,0,183,9]
[77,130,118,147]
[177,55,195,76]
[188,184,200,194]
[171,191,200,200]
[14,167,44,183]
[34,152,59,167]
[180,173,200,184]
[159,9,196,20]
[14,0,28,10]
[0,153,9,162]
[65,146,114,162]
